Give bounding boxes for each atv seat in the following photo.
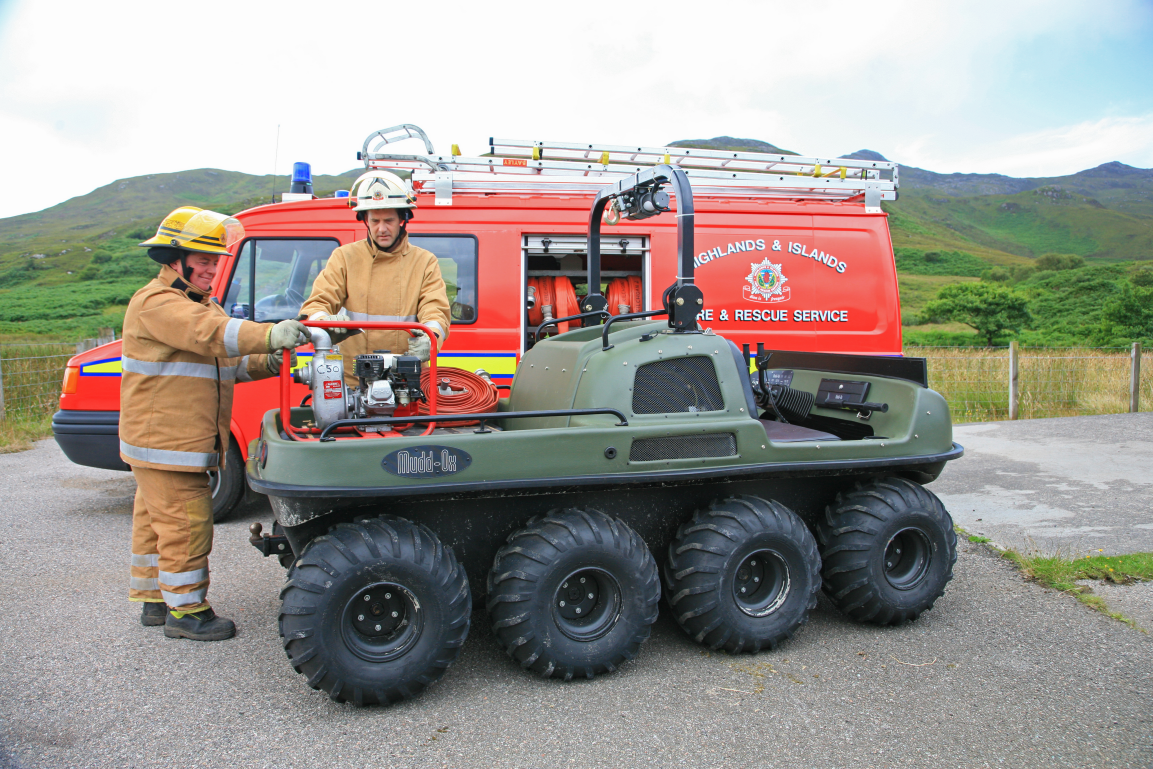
[759,420,841,443]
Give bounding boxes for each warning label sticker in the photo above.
[323,380,343,400]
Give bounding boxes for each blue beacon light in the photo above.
[290,162,313,194]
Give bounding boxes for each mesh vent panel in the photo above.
[629,433,737,462]
[632,357,724,414]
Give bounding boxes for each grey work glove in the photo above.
[268,319,310,351]
[265,349,298,375]
[308,312,353,343]
[406,330,433,362]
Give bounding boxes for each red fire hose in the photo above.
[417,367,499,426]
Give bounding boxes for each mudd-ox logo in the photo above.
[382,445,472,478]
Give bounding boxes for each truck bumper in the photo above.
[52,410,130,471]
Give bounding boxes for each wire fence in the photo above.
[0,332,115,420]
[0,337,1147,424]
[906,345,1150,423]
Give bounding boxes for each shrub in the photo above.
[1035,253,1084,272]
[78,266,101,281]
[923,283,1032,346]
[90,250,112,264]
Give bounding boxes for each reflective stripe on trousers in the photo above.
[159,568,209,587]
[162,588,207,607]
[120,440,218,469]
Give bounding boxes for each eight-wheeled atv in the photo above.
[247,165,962,705]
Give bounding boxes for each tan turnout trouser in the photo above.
[128,466,214,612]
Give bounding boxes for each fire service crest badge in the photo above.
[743,258,790,303]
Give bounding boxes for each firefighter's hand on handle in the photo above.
[407,329,432,362]
[266,349,298,375]
[308,312,353,343]
[268,319,310,351]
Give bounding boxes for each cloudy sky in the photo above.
[0,0,1151,219]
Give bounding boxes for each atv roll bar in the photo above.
[601,309,668,351]
[586,164,701,332]
[535,309,611,341]
[278,320,439,442]
[317,408,629,442]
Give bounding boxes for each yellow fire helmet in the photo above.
[348,171,416,213]
[139,206,245,256]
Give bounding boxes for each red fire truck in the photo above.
[52,124,901,520]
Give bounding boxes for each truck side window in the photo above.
[409,235,478,324]
[223,239,339,322]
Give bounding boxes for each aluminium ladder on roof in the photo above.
[357,124,898,208]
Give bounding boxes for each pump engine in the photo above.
[295,348,425,431]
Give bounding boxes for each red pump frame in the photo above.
[278,320,440,441]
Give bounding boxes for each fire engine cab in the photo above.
[53,124,902,521]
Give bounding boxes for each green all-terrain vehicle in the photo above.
[247,165,962,705]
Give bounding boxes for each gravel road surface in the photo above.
[0,437,1149,769]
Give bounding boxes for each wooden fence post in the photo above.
[1133,341,1143,413]
[1008,341,1019,420]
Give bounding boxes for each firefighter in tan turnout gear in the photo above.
[122,207,309,641]
[301,171,450,373]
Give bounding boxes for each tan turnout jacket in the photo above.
[300,234,451,366]
[119,265,275,472]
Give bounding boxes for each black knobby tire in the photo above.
[815,477,957,625]
[487,508,660,681]
[209,444,245,522]
[664,495,821,653]
[279,516,471,705]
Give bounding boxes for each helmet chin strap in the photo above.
[180,254,194,282]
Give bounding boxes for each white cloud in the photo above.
[0,0,1150,217]
[898,115,1153,177]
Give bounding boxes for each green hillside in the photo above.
[0,138,1150,346]
[0,167,362,287]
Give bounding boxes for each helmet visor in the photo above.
[176,210,243,253]
[222,218,245,249]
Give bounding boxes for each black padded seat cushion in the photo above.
[759,419,841,443]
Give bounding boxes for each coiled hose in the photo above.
[417,367,499,427]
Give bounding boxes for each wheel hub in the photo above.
[883,528,932,590]
[342,582,423,662]
[733,550,791,617]
[552,568,622,642]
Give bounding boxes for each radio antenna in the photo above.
[270,124,281,204]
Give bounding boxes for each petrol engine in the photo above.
[295,346,425,431]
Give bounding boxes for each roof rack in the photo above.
[358,124,897,210]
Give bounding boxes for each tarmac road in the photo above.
[937,412,1153,556]
[0,436,1150,769]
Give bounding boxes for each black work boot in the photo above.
[141,602,167,627]
[164,608,236,641]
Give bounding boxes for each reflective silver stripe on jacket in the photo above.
[234,355,253,383]
[224,318,244,357]
[131,553,160,568]
[160,568,209,587]
[423,320,445,339]
[162,588,207,607]
[122,356,218,380]
[346,311,418,323]
[130,577,159,591]
[120,440,218,468]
